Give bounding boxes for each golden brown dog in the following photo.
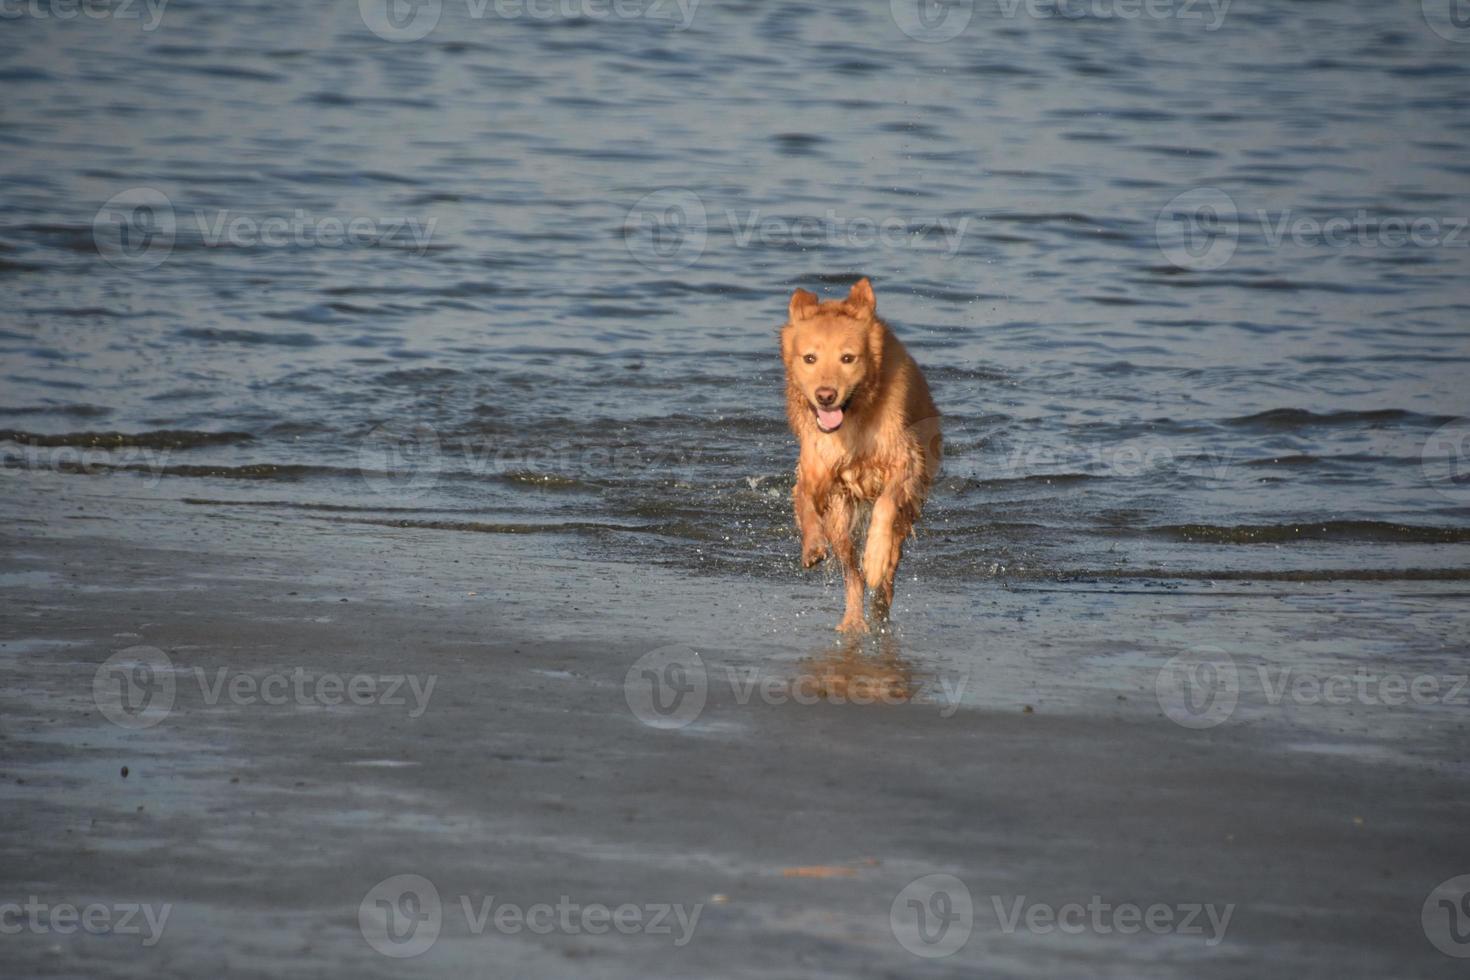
[781,278,941,632]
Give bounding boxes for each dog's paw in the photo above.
[836,614,868,634]
[801,540,827,568]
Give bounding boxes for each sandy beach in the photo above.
[3,470,1467,977]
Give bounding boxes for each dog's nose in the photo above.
[815,387,838,406]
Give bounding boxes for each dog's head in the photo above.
[781,278,884,433]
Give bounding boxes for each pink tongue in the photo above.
[816,406,844,431]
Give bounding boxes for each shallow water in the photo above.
[2,0,1469,587]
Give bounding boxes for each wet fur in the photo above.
[780,279,941,632]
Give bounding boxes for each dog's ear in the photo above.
[788,288,819,323]
[845,278,876,318]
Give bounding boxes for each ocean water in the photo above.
[2,0,1469,589]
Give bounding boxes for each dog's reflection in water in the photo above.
[793,631,915,706]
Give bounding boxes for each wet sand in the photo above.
[2,471,1468,978]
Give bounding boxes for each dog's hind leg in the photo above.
[823,493,866,633]
[866,502,914,621]
[865,450,928,620]
[865,497,916,621]
[863,496,897,593]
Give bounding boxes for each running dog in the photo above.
[781,278,941,632]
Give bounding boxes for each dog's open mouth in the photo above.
[813,399,850,433]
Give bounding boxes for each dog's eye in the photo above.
[803,354,817,364]
[840,353,856,364]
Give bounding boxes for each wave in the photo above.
[320,516,649,536]
[1051,568,1470,583]
[177,327,321,347]
[1131,521,1470,545]
[0,429,253,449]
[0,405,114,418]
[180,498,479,514]
[2,458,344,481]
[1222,408,1457,431]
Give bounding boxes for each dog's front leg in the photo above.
[822,493,866,633]
[794,473,828,568]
